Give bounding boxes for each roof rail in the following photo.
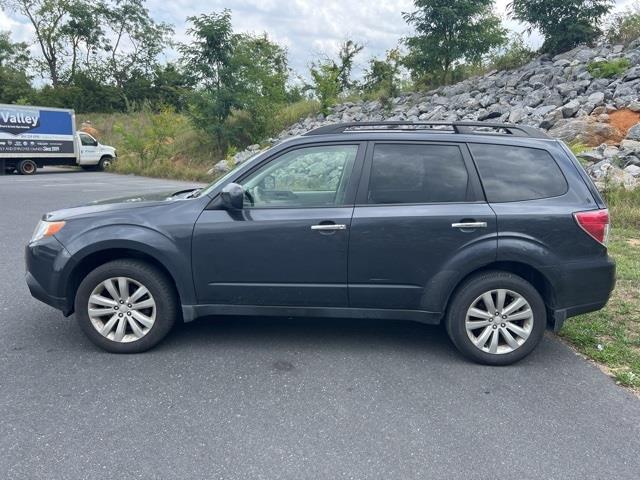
[303,121,551,139]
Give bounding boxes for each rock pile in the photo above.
[212,39,640,190]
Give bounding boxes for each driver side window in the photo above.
[80,134,96,146]
[240,144,358,208]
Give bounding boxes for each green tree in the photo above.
[179,10,237,148]
[61,0,105,80]
[403,0,507,86]
[180,10,291,150]
[227,33,289,142]
[336,40,364,91]
[0,31,33,103]
[606,2,640,46]
[363,48,403,98]
[508,0,614,54]
[0,0,72,86]
[101,0,173,93]
[308,39,363,114]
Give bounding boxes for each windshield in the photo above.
[195,151,264,197]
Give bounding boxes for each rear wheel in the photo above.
[445,271,546,365]
[17,159,37,175]
[74,260,178,353]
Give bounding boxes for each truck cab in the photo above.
[77,132,117,170]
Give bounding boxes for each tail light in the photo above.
[574,209,610,246]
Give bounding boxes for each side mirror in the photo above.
[220,183,245,210]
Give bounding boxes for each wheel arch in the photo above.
[442,261,557,322]
[64,247,182,317]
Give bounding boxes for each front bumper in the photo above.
[25,236,73,315]
[26,271,67,312]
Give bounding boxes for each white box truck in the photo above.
[0,104,116,175]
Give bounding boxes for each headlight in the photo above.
[30,220,66,243]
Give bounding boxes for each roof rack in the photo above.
[303,121,551,139]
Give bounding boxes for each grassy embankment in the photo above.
[560,188,640,392]
[77,99,320,183]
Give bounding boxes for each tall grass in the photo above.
[604,187,640,229]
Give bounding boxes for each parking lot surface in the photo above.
[1,168,639,479]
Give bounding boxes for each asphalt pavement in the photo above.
[1,167,639,480]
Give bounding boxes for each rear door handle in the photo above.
[311,224,347,231]
[451,222,488,229]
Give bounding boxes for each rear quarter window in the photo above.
[469,144,568,202]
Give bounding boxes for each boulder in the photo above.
[549,118,621,145]
[626,123,640,141]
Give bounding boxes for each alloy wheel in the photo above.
[465,289,534,355]
[87,276,156,343]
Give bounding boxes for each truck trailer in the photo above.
[0,104,116,175]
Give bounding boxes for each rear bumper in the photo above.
[543,254,616,331]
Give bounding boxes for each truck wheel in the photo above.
[74,259,178,353]
[96,156,113,171]
[17,159,37,175]
[445,271,546,366]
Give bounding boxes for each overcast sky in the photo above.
[1,0,636,80]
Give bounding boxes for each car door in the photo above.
[192,142,365,307]
[348,141,497,313]
[78,133,100,164]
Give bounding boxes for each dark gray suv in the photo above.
[25,122,616,365]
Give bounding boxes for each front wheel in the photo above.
[445,271,546,366]
[74,260,178,353]
[96,156,113,171]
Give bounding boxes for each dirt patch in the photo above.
[608,109,640,137]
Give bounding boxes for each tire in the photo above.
[445,271,546,366]
[96,156,113,171]
[74,259,178,353]
[17,159,37,175]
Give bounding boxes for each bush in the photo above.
[489,37,536,71]
[271,100,320,134]
[587,58,631,78]
[114,107,187,170]
[606,3,640,46]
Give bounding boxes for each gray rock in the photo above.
[624,164,640,177]
[587,91,605,105]
[553,59,571,68]
[623,66,640,82]
[626,124,640,141]
[561,99,581,118]
[620,139,640,152]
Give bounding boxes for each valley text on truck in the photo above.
[0,104,116,175]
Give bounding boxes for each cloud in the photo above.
[2,0,638,81]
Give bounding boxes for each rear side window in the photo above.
[368,144,469,204]
[469,144,567,202]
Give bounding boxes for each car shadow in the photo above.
[162,315,458,357]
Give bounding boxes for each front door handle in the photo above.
[452,222,488,229]
[311,224,347,231]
